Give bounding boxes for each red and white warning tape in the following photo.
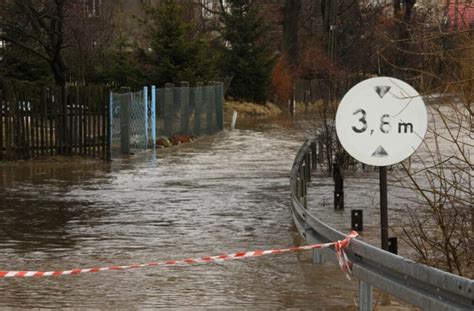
[0,231,358,279]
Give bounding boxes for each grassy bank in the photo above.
[224,101,282,117]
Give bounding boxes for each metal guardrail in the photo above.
[290,138,473,311]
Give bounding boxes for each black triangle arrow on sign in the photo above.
[371,145,389,157]
[375,86,391,99]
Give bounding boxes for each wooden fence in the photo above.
[0,79,110,160]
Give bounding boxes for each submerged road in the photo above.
[0,117,361,309]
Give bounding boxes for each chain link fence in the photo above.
[110,88,152,154]
[111,83,224,155]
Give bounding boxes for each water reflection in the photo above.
[0,116,361,309]
[0,161,113,253]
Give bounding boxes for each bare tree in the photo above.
[64,0,116,85]
[0,0,68,86]
[385,10,473,277]
[282,0,300,65]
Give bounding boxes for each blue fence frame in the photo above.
[110,83,223,154]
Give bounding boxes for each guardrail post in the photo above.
[359,280,372,311]
[300,165,307,208]
[351,209,363,231]
[317,136,324,163]
[298,175,304,202]
[296,176,302,200]
[312,248,323,264]
[305,152,311,182]
[303,177,307,209]
[311,141,317,169]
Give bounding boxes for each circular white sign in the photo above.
[335,77,427,166]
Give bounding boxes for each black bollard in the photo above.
[333,163,344,210]
[388,237,398,254]
[351,209,363,231]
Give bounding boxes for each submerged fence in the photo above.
[0,79,110,161]
[1,79,224,160]
[111,89,152,153]
[110,82,224,154]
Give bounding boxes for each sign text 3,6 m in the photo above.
[351,109,414,134]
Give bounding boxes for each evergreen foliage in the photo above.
[141,2,216,86]
[219,0,275,103]
[0,43,52,86]
[87,46,145,90]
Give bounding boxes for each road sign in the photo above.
[335,77,427,166]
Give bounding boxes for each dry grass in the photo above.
[224,101,282,117]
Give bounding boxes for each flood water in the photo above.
[0,116,363,309]
[308,102,472,264]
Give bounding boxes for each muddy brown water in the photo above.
[0,117,363,309]
[2,103,461,309]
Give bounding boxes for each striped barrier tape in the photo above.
[0,231,358,279]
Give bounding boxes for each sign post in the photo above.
[335,77,427,250]
[379,166,388,250]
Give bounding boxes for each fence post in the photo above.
[151,85,156,147]
[215,82,224,131]
[180,82,190,135]
[359,280,372,311]
[194,83,203,136]
[144,86,148,149]
[207,84,215,134]
[164,83,174,136]
[120,87,131,155]
[107,91,112,160]
[189,86,195,136]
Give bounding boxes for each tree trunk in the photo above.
[282,0,300,65]
[393,0,401,16]
[403,0,416,22]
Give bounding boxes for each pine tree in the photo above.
[87,47,145,90]
[219,0,275,103]
[142,2,216,86]
[0,43,53,86]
